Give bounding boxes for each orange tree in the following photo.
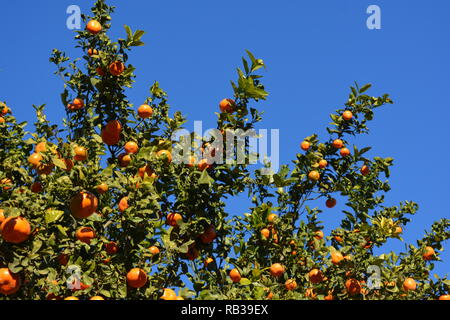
[0,0,449,300]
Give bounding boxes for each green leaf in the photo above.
[240,278,252,286]
[45,209,64,224]
[359,83,372,93]
[198,170,214,185]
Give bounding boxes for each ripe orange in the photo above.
[198,159,212,171]
[138,104,153,118]
[229,268,241,283]
[326,198,337,208]
[70,191,98,219]
[361,165,370,176]
[87,48,98,56]
[394,226,403,234]
[314,230,324,240]
[96,183,108,194]
[86,20,102,34]
[31,182,43,193]
[269,263,285,277]
[0,209,5,224]
[167,213,182,227]
[0,117,5,124]
[34,142,47,153]
[219,98,235,113]
[124,141,139,154]
[319,159,328,169]
[118,197,129,212]
[28,153,43,167]
[331,251,344,265]
[0,105,8,116]
[76,227,96,244]
[149,246,160,255]
[0,268,21,295]
[58,253,69,266]
[342,110,353,121]
[74,146,88,161]
[105,241,118,255]
[127,268,148,288]
[63,158,74,172]
[160,288,177,300]
[332,139,344,149]
[101,120,122,145]
[423,246,435,261]
[285,279,297,291]
[90,296,104,300]
[324,293,334,300]
[308,170,320,182]
[109,61,125,76]
[204,257,214,267]
[118,153,131,167]
[300,141,310,151]
[439,295,450,300]
[72,98,84,110]
[186,155,197,168]
[1,217,31,244]
[334,235,343,243]
[261,228,270,239]
[200,226,217,244]
[96,67,105,76]
[308,269,324,284]
[157,150,172,163]
[402,278,417,291]
[64,296,80,300]
[267,213,278,223]
[345,278,361,296]
[340,147,351,157]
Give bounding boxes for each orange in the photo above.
[138,104,153,118]
[101,120,122,145]
[402,278,417,291]
[394,226,403,234]
[324,293,334,300]
[185,246,199,261]
[31,182,43,193]
[70,191,98,219]
[149,246,160,255]
[300,141,310,151]
[342,110,353,121]
[0,117,5,124]
[308,269,323,284]
[36,162,54,176]
[72,98,84,110]
[340,147,351,157]
[361,165,370,176]
[64,296,80,300]
[126,268,147,288]
[0,105,9,116]
[331,251,344,265]
[137,165,155,179]
[200,226,217,244]
[157,150,172,163]
[319,159,328,169]
[118,197,129,212]
[58,253,69,266]
[261,228,270,239]
[74,146,88,161]
[86,20,102,34]
[198,159,212,171]
[334,235,343,243]
[326,198,336,208]
[0,268,21,295]
[267,213,278,223]
[269,263,285,277]
[35,142,47,153]
[90,296,104,300]
[439,295,450,300]
[160,288,177,300]
[96,67,105,76]
[87,48,98,56]
[28,153,43,167]
[109,61,125,76]
[96,183,108,194]
[124,141,139,154]
[101,128,120,146]
[118,153,131,167]
[423,246,435,261]
[1,217,31,244]
[204,257,214,267]
[229,268,241,283]
[345,279,361,296]
[0,209,5,224]
[305,288,317,299]
[76,227,96,244]
[308,170,320,182]
[314,230,324,240]
[105,241,118,255]
[167,213,182,227]
[219,98,235,113]
[285,279,297,291]
[186,155,197,168]
[332,139,344,149]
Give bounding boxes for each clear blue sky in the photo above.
[0,0,449,278]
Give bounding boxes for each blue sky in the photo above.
[0,0,449,278]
